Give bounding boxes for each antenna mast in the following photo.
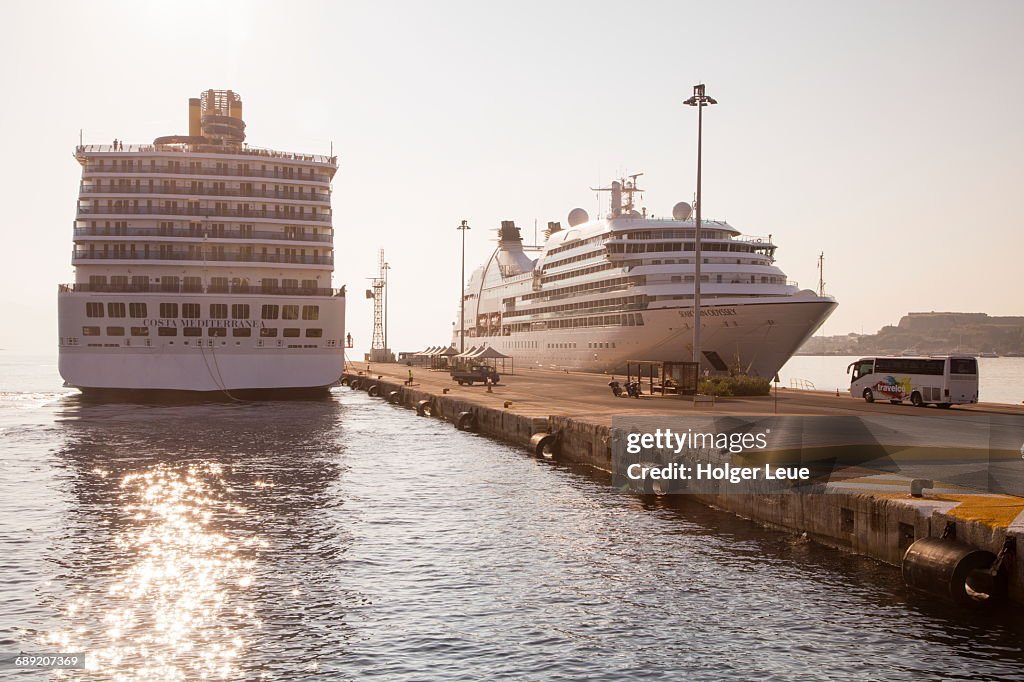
[817,251,825,297]
[369,249,385,352]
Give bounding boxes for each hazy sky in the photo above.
[1,0,1021,354]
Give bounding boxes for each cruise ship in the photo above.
[58,89,346,395]
[455,176,835,377]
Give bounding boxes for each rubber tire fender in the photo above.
[456,411,478,432]
[416,399,434,417]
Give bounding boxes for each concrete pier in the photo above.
[343,362,1024,604]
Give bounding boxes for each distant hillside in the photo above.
[798,312,1024,356]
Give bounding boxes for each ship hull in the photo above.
[464,298,836,378]
[58,291,345,394]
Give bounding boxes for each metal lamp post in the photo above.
[383,260,390,352]
[457,220,471,352]
[683,83,717,367]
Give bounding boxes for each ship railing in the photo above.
[73,225,333,243]
[77,206,332,223]
[79,183,331,202]
[59,283,345,297]
[733,234,774,245]
[72,251,334,266]
[75,144,336,165]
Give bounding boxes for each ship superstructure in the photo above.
[455,176,835,377]
[58,89,345,394]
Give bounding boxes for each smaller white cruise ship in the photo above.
[454,175,836,377]
[58,89,346,396]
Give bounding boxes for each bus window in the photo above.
[950,358,977,374]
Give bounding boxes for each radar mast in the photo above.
[591,173,644,218]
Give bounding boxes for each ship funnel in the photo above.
[544,221,562,239]
[499,220,522,243]
[188,98,201,136]
[496,220,536,276]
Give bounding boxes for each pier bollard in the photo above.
[503,401,512,408]
[910,479,934,498]
[443,388,450,394]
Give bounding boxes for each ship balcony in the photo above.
[76,205,331,224]
[60,282,345,297]
[81,162,332,184]
[503,301,648,322]
[79,183,331,203]
[72,249,334,267]
[74,225,332,244]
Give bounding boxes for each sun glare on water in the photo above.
[42,462,267,680]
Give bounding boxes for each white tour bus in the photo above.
[847,355,979,407]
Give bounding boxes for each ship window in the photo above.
[158,327,178,337]
[183,327,202,337]
[182,303,201,319]
[108,302,126,318]
[260,328,278,338]
[106,326,125,336]
[671,276,682,283]
[282,305,299,320]
[231,304,250,319]
[283,328,300,338]
[160,303,178,318]
[302,305,319,320]
[86,303,104,318]
[232,328,252,337]
[208,327,227,337]
[305,328,323,338]
[210,304,228,319]
[262,304,279,320]
[129,302,147,318]
[82,326,100,336]
[130,327,149,336]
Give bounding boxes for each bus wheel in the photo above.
[911,391,924,407]
[863,389,875,403]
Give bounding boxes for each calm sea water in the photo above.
[781,355,1024,405]
[2,350,1024,680]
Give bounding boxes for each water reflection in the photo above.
[40,395,350,679]
[4,388,1024,680]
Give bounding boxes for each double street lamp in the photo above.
[683,83,717,367]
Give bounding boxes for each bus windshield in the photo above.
[850,360,874,382]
